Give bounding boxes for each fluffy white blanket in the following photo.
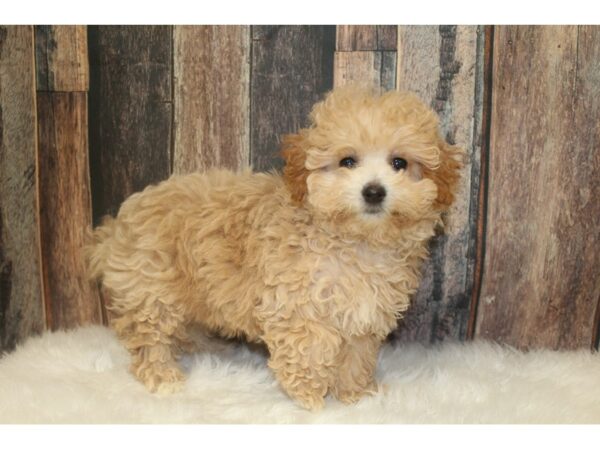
[0,326,598,423]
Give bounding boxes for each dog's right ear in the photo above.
[281,132,310,204]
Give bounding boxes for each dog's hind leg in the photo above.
[110,298,187,395]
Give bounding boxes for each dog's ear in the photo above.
[423,139,464,211]
[281,132,310,204]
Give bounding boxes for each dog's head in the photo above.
[282,86,463,238]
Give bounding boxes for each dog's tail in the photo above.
[83,215,117,282]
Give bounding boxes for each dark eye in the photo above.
[392,157,408,171]
[339,157,357,169]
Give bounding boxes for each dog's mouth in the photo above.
[363,205,384,215]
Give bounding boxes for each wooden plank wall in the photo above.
[1,25,599,352]
[173,25,336,174]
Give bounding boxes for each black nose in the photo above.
[362,183,386,204]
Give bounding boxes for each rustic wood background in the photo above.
[1,25,598,353]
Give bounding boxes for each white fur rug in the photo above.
[0,326,599,424]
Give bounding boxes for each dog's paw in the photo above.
[293,392,325,412]
[154,379,185,396]
[331,381,379,404]
[137,364,186,396]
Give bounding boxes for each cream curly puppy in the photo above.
[86,86,462,410]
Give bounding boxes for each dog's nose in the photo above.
[362,183,386,204]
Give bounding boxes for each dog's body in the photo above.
[86,87,462,410]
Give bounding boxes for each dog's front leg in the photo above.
[264,320,342,411]
[330,334,382,404]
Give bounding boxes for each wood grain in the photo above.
[381,52,397,92]
[467,26,494,340]
[393,26,484,343]
[334,51,381,88]
[336,26,397,51]
[37,92,102,329]
[475,26,600,350]
[173,26,250,174]
[88,26,172,224]
[576,27,600,351]
[250,25,335,171]
[333,51,397,92]
[0,26,45,351]
[334,25,397,93]
[35,25,88,92]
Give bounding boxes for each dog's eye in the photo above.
[392,157,408,171]
[339,157,357,169]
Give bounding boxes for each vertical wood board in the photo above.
[394,25,483,343]
[466,26,494,340]
[88,26,172,224]
[333,50,397,92]
[0,26,45,351]
[173,26,250,174]
[35,25,88,92]
[334,25,397,93]
[476,26,600,350]
[336,25,397,51]
[334,51,382,88]
[250,26,336,171]
[574,26,600,350]
[37,92,103,329]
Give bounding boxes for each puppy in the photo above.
[86,86,462,410]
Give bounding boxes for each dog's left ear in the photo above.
[281,132,310,204]
[423,139,464,211]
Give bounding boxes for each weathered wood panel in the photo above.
[576,27,600,351]
[466,26,494,340]
[0,26,45,351]
[594,292,600,349]
[35,26,88,92]
[336,25,397,51]
[334,51,381,88]
[88,26,172,224]
[250,26,335,171]
[173,26,250,174]
[333,51,397,92]
[381,52,397,93]
[37,92,103,329]
[393,26,484,343]
[334,25,397,95]
[476,26,600,350]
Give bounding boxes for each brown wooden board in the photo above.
[336,25,397,51]
[35,25,88,92]
[250,26,335,171]
[466,26,494,340]
[381,52,397,92]
[334,51,381,88]
[475,26,600,350]
[173,26,250,174]
[574,27,600,351]
[333,50,397,92]
[37,92,102,329]
[393,25,484,343]
[88,26,172,224]
[0,26,45,351]
[334,25,397,94]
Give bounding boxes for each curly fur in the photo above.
[85,86,463,410]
